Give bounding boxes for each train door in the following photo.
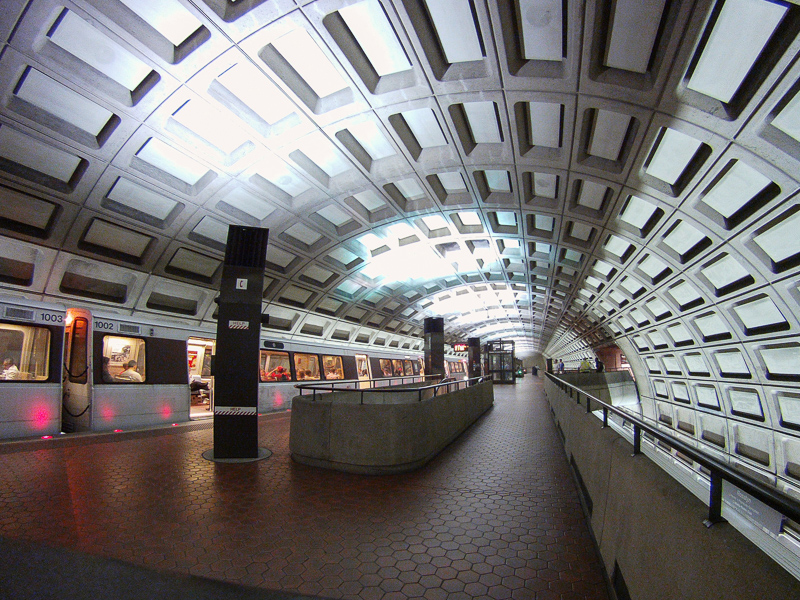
[187,337,214,419]
[356,353,371,389]
[62,308,92,433]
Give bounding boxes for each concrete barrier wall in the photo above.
[290,381,494,474]
[544,378,798,599]
[297,381,434,406]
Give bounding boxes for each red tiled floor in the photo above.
[0,376,609,600]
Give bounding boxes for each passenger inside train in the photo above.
[116,360,143,382]
[1,358,19,380]
[101,356,113,383]
[189,375,210,406]
[264,365,290,381]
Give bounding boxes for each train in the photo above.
[0,295,468,440]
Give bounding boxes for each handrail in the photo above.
[545,372,800,527]
[296,376,489,404]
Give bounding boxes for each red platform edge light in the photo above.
[41,435,53,439]
[113,429,123,433]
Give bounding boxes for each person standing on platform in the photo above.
[579,358,592,373]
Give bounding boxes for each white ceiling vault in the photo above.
[1,0,800,362]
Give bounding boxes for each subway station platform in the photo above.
[0,377,609,600]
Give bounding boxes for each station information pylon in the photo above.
[423,317,445,381]
[468,337,481,381]
[212,226,269,459]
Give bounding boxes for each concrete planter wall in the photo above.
[289,381,494,474]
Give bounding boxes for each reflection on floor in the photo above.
[0,376,609,600]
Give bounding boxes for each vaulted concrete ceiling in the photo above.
[1,0,799,362]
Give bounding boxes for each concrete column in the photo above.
[213,226,269,459]
[467,337,481,380]
[424,317,445,380]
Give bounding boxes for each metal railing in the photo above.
[546,372,800,527]
[296,375,488,404]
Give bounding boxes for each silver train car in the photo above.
[61,306,213,433]
[0,296,65,439]
[0,296,467,440]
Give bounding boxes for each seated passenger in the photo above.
[101,356,114,383]
[266,365,290,381]
[190,375,209,392]
[2,358,20,380]
[116,360,143,382]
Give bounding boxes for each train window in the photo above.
[0,323,51,381]
[260,350,291,381]
[322,355,344,380]
[379,358,392,377]
[403,360,413,375]
[294,353,320,380]
[356,355,370,378]
[103,335,146,382]
[392,359,404,376]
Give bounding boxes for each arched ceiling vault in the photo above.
[1,0,800,363]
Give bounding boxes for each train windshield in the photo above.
[0,323,50,381]
[322,355,344,380]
